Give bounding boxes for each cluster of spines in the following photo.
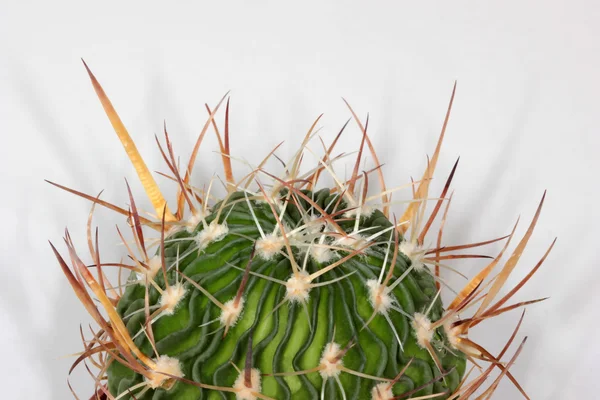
[49,61,554,399]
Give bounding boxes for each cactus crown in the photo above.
[50,62,554,399]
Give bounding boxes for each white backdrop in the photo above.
[0,1,598,399]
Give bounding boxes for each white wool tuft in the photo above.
[412,312,434,348]
[185,209,209,233]
[366,279,393,314]
[304,214,326,235]
[399,240,425,272]
[220,297,245,328]
[319,342,343,378]
[344,204,375,218]
[285,271,312,303]
[334,234,367,250]
[145,355,183,389]
[443,317,470,353]
[159,283,187,315]
[256,233,285,260]
[233,368,262,400]
[371,382,394,400]
[310,244,336,264]
[137,255,163,284]
[196,221,229,251]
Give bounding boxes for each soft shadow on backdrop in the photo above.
[0,1,598,399]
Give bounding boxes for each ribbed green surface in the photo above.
[108,190,466,399]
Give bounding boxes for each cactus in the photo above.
[50,62,554,399]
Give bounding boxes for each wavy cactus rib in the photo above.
[107,189,465,400]
[50,63,554,400]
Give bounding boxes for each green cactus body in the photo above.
[53,67,547,399]
[108,190,466,399]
